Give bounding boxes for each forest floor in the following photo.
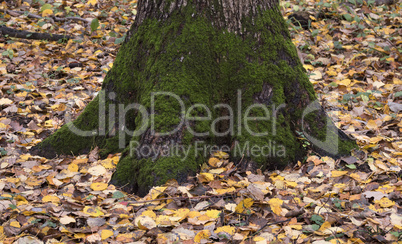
[0,0,401,243]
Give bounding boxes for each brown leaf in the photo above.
[247,184,265,201]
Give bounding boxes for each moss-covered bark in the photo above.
[31,0,357,196]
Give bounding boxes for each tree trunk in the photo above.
[30,0,356,196]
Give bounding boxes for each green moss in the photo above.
[32,94,101,157]
[111,147,202,196]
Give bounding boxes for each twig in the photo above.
[0,9,90,26]
[1,9,43,20]
[316,191,332,215]
[0,25,73,41]
[19,224,34,234]
[247,218,292,239]
[53,16,90,25]
[359,12,398,51]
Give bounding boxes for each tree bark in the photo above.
[30,0,356,196]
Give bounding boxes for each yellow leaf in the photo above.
[1,193,13,198]
[194,229,210,243]
[375,197,395,208]
[213,151,229,159]
[42,9,53,17]
[14,92,26,98]
[87,0,97,6]
[90,182,108,191]
[285,181,297,188]
[369,136,383,144]
[0,123,7,129]
[174,208,190,221]
[268,198,283,215]
[289,224,303,230]
[215,226,235,235]
[44,120,53,128]
[198,173,214,183]
[366,120,378,130]
[318,221,331,231]
[111,156,120,164]
[25,177,43,187]
[303,64,314,71]
[331,171,348,177]
[208,157,222,167]
[19,154,31,161]
[187,211,202,218]
[254,236,265,242]
[215,187,236,195]
[369,204,384,213]
[270,174,284,182]
[6,177,20,185]
[205,209,221,219]
[83,206,105,217]
[338,79,351,86]
[42,195,60,204]
[10,220,20,228]
[74,233,86,239]
[68,163,79,172]
[149,186,167,200]
[15,195,28,203]
[101,158,115,169]
[235,198,254,213]
[326,70,337,76]
[51,104,67,112]
[198,215,211,222]
[22,131,35,137]
[141,210,157,219]
[101,229,114,240]
[16,196,28,206]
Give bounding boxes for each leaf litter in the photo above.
[0,0,401,243]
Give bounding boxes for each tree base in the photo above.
[30,1,358,196]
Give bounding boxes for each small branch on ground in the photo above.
[0,9,90,27]
[247,218,293,240]
[0,25,73,41]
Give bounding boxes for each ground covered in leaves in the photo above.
[0,0,401,243]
